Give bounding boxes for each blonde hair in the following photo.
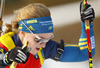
[5,3,51,33]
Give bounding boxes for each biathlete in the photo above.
[0,2,95,68]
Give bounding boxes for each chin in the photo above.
[29,50,37,55]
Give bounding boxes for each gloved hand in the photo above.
[80,2,95,23]
[3,47,29,65]
[54,40,64,61]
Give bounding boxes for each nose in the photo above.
[40,42,46,48]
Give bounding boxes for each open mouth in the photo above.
[36,48,40,51]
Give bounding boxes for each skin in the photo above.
[18,31,52,55]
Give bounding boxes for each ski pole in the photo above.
[84,0,93,68]
[0,0,5,36]
[10,41,30,68]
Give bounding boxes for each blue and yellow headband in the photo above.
[18,16,53,34]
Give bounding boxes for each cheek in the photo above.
[23,35,38,54]
[29,41,36,48]
[23,35,36,47]
[29,42,38,55]
[28,37,37,51]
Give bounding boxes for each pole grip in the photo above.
[85,20,89,26]
[0,0,5,36]
[10,41,30,68]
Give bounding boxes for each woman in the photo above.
[0,2,95,68]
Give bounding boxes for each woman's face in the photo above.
[22,32,53,55]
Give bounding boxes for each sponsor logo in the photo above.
[27,20,37,24]
[48,26,53,30]
[18,27,22,30]
[20,24,22,26]
[18,24,23,30]
[26,26,35,31]
[90,36,95,49]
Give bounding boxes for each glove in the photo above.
[80,2,95,23]
[54,40,64,61]
[3,47,29,65]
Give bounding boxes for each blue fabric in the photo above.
[79,21,95,55]
[43,40,58,59]
[18,16,53,34]
[59,21,95,62]
[59,47,95,62]
[12,34,23,47]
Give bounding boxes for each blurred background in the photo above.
[0,0,100,68]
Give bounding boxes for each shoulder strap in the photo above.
[0,32,15,50]
[37,48,45,65]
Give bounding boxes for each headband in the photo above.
[18,16,53,34]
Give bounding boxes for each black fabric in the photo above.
[80,2,95,23]
[6,47,29,64]
[53,40,64,61]
[0,60,7,67]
